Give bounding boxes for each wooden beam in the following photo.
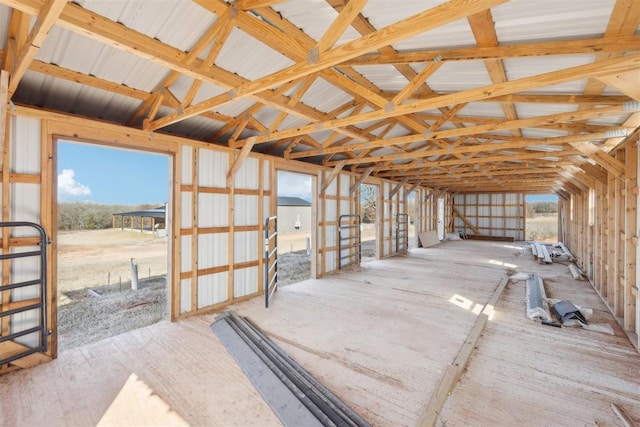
[233,53,640,146]
[569,141,626,177]
[452,206,480,234]
[314,0,367,54]
[342,35,640,66]
[392,59,443,105]
[406,180,423,194]
[8,0,67,96]
[0,71,8,172]
[238,0,286,10]
[328,132,610,167]
[148,0,509,130]
[388,177,410,199]
[320,160,347,196]
[349,165,375,195]
[226,137,257,188]
[575,160,609,185]
[596,69,640,101]
[402,93,631,105]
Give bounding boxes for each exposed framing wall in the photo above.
[562,137,639,350]
[452,193,525,240]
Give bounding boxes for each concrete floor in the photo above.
[1,240,638,426]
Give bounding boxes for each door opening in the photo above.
[360,184,379,262]
[276,171,314,286]
[55,140,170,352]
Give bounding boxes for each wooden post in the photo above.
[625,141,637,331]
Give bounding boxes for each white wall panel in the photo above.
[10,184,40,237]
[234,156,259,189]
[339,174,350,197]
[325,199,337,222]
[198,193,229,227]
[263,196,270,223]
[10,116,40,174]
[180,279,191,314]
[197,233,228,269]
[263,160,270,191]
[180,235,192,272]
[234,195,258,226]
[198,148,227,187]
[181,192,192,228]
[197,272,228,308]
[181,145,192,184]
[234,231,258,263]
[324,176,337,196]
[340,200,350,216]
[10,250,41,347]
[234,267,258,298]
[325,226,336,248]
[325,253,336,272]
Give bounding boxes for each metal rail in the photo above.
[395,214,409,254]
[264,216,278,308]
[338,215,361,270]
[0,222,50,366]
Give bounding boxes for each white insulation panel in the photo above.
[10,116,40,174]
[180,279,191,314]
[180,145,193,185]
[180,192,192,228]
[180,235,192,272]
[197,272,228,308]
[198,193,229,227]
[197,233,228,269]
[234,231,258,263]
[234,156,259,190]
[234,267,258,298]
[11,184,40,236]
[198,148,228,187]
[234,195,258,226]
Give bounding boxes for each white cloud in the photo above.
[58,169,92,197]
[278,171,312,200]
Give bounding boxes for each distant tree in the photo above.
[526,201,558,218]
[361,184,377,223]
[57,202,157,230]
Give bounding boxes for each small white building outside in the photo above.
[277,197,312,233]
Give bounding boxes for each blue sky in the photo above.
[57,141,169,205]
[277,171,312,201]
[526,194,558,202]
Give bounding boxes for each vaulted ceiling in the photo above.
[1,0,639,194]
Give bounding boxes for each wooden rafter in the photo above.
[7,0,66,96]
[227,137,257,187]
[232,53,640,146]
[320,160,347,196]
[342,35,640,66]
[147,0,509,130]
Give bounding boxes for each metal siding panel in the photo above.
[11,116,41,174]
[325,253,336,273]
[180,235,191,273]
[198,148,227,188]
[180,279,191,314]
[234,156,259,190]
[181,192,192,228]
[198,233,228,269]
[10,184,40,236]
[198,193,229,227]
[340,200,350,217]
[234,231,258,264]
[234,266,258,298]
[197,272,227,308]
[325,199,337,222]
[263,160,270,191]
[234,195,258,226]
[181,145,192,185]
[325,226,336,248]
[263,196,270,224]
[339,174,350,198]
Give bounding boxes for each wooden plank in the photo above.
[342,35,640,65]
[597,69,640,101]
[0,70,7,172]
[452,206,480,235]
[348,166,374,195]
[319,160,346,196]
[149,0,509,129]
[226,137,257,187]
[611,403,637,427]
[418,230,440,248]
[417,277,509,427]
[230,53,640,146]
[314,0,367,54]
[388,177,409,200]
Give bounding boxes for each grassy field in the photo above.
[526,214,558,242]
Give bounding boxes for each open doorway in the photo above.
[525,194,559,242]
[407,190,417,249]
[360,184,378,261]
[55,140,170,352]
[276,171,314,286]
[437,197,445,240]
